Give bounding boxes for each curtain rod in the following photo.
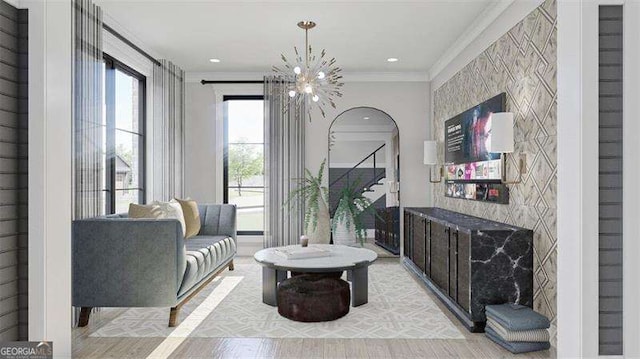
[103,24,162,67]
[200,80,264,85]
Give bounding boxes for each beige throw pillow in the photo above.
[128,203,163,219]
[175,198,201,239]
[152,200,187,237]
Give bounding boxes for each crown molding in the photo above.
[186,71,429,83]
[4,0,20,8]
[342,71,429,82]
[101,11,164,61]
[185,72,267,83]
[429,0,545,89]
[428,0,514,83]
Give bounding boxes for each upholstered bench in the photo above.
[276,275,350,322]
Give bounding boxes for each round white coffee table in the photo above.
[254,244,377,307]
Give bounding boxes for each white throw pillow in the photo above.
[152,200,187,237]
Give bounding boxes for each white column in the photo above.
[27,0,73,357]
[556,1,599,357]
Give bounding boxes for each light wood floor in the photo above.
[73,257,556,359]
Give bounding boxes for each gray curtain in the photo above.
[72,0,103,326]
[153,60,185,201]
[263,76,306,248]
[73,0,103,219]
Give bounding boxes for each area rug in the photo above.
[363,240,399,258]
[87,258,464,339]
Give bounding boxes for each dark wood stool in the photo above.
[276,275,350,322]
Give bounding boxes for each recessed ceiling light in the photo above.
[363,117,370,120]
[387,58,399,63]
[209,58,221,63]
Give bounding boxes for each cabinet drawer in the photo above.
[425,220,431,277]
[412,215,426,272]
[430,221,449,293]
[449,230,457,301]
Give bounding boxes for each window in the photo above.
[103,54,146,214]
[223,96,264,235]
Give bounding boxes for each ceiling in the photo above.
[96,0,495,73]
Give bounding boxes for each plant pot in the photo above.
[332,217,357,246]
[308,197,331,244]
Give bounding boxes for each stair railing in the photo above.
[330,143,386,215]
[330,143,385,189]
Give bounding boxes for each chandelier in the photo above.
[273,21,343,119]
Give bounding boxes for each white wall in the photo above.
[307,81,431,219]
[184,83,217,203]
[25,0,73,357]
[556,2,599,355]
[330,138,387,167]
[184,83,262,204]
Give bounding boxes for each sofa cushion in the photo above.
[128,203,163,219]
[178,235,237,297]
[176,198,201,239]
[198,204,236,238]
[186,250,207,278]
[185,235,229,248]
[180,254,200,296]
[153,200,187,238]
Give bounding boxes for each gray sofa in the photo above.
[72,204,237,327]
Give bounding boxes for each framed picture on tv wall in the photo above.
[443,93,509,204]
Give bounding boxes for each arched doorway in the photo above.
[328,107,400,255]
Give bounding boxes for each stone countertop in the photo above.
[404,207,531,234]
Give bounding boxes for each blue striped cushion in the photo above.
[485,327,550,354]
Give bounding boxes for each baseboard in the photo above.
[236,235,263,256]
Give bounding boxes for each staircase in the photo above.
[329,144,387,218]
[362,178,386,203]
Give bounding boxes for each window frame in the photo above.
[223,95,265,236]
[104,53,147,214]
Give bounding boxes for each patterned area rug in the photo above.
[363,240,399,258]
[87,258,464,339]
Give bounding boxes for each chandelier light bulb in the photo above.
[273,20,343,120]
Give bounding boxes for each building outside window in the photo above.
[103,54,146,214]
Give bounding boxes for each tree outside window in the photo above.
[228,138,263,196]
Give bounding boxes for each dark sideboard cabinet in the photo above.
[403,207,533,332]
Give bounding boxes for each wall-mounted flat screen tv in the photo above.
[444,92,506,182]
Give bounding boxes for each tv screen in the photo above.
[444,92,505,182]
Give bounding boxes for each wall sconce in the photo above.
[489,112,527,184]
[424,140,443,183]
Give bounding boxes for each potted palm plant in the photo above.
[331,181,377,247]
[286,159,331,244]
